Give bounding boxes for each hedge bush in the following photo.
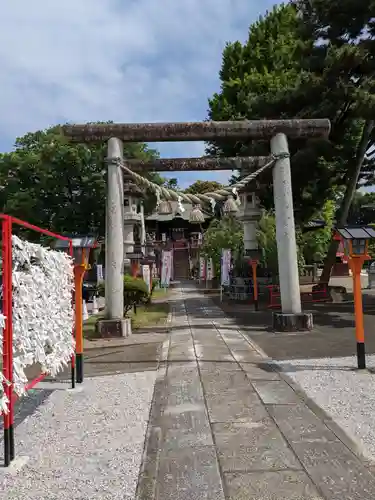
[96,275,149,316]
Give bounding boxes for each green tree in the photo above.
[293,0,375,281]
[201,216,243,277]
[301,199,335,263]
[184,180,224,195]
[207,4,331,221]
[256,212,279,274]
[256,211,305,275]
[0,124,161,237]
[348,191,375,225]
[163,178,179,190]
[207,1,375,281]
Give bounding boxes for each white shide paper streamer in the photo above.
[1,236,75,412]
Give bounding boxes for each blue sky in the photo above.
[0,0,279,189]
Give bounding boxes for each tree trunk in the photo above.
[319,120,374,284]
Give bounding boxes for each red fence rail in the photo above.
[1,214,74,467]
[267,284,329,309]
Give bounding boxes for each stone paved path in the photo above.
[136,283,375,500]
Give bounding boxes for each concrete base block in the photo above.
[272,312,313,333]
[96,318,132,338]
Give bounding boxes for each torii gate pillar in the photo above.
[96,137,129,337]
[271,133,313,331]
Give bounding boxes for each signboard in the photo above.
[199,257,206,280]
[161,250,173,287]
[221,249,231,286]
[142,265,151,294]
[206,258,214,281]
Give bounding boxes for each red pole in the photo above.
[69,240,75,389]
[2,215,13,466]
[7,218,14,461]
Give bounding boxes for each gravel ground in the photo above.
[277,355,375,460]
[0,371,157,500]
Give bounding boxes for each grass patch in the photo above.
[130,302,169,329]
[83,300,169,338]
[83,313,104,339]
[151,287,171,300]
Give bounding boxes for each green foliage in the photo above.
[143,278,160,305]
[348,192,375,225]
[96,281,105,298]
[347,192,375,259]
[96,275,149,316]
[201,216,243,277]
[207,2,375,223]
[301,200,335,263]
[0,124,161,236]
[123,275,149,316]
[256,210,327,273]
[184,180,224,195]
[163,178,179,190]
[256,212,279,274]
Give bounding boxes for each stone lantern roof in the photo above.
[123,180,144,198]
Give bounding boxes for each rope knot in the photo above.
[104,156,122,165]
[272,152,290,160]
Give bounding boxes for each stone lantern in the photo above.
[123,178,143,270]
[237,191,262,258]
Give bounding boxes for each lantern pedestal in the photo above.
[96,318,132,338]
[272,312,313,333]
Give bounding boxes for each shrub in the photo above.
[96,280,105,297]
[95,275,149,316]
[124,275,149,315]
[143,278,159,305]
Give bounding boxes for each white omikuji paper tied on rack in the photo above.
[0,236,75,412]
[0,313,10,413]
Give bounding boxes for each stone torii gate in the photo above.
[63,119,330,331]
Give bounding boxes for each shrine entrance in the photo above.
[63,119,330,331]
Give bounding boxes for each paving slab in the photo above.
[266,404,339,444]
[167,345,196,361]
[213,421,301,472]
[230,349,264,363]
[291,440,375,500]
[160,407,212,449]
[200,370,252,393]
[136,283,375,500]
[157,446,225,500]
[252,380,302,404]
[240,362,280,380]
[205,389,270,423]
[224,470,324,500]
[198,361,242,372]
[195,346,234,361]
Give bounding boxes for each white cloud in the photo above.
[0,0,275,185]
